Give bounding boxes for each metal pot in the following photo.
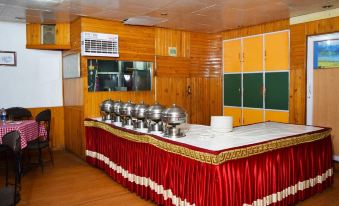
[113,100,123,116]
[120,101,135,117]
[131,101,149,119]
[146,103,165,122]
[100,99,115,114]
[100,99,115,120]
[161,104,186,125]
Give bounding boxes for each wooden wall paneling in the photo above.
[289,24,306,124]
[155,56,190,77]
[26,23,41,45]
[55,23,70,46]
[63,78,83,106]
[81,17,155,56]
[28,107,65,150]
[222,19,289,40]
[190,32,222,77]
[209,77,223,118]
[64,106,84,158]
[155,28,190,57]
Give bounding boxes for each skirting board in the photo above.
[334,155,339,162]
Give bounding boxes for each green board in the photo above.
[243,73,263,108]
[223,74,241,106]
[265,72,289,110]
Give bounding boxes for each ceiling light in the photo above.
[123,16,167,26]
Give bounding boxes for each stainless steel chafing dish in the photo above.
[132,101,149,129]
[112,100,123,122]
[161,104,187,125]
[120,100,135,126]
[131,101,149,120]
[99,99,115,120]
[162,104,187,138]
[146,103,165,132]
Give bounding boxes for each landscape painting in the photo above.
[313,39,339,69]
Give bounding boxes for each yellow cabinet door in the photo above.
[265,110,289,123]
[243,35,263,72]
[265,31,289,71]
[223,39,241,72]
[243,109,264,125]
[223,107,242,127]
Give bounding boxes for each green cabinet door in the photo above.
[223,74,241,106]
[243,73,263,108]
[265,72,289,110]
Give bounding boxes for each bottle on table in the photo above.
[1,108,6,124]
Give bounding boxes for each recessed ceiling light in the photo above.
[322,5,333,9]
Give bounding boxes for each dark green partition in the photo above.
[243,73,263,108]
[265,72,289,110]
[223,74,241,106]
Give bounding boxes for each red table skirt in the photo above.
[85,122,333,206]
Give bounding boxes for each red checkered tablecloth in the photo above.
[0,120,47,149]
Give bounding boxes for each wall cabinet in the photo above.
[26,23,71,50]
[223,30,289,125]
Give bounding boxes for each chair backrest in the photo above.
[2,131,21,152]
[6,107,32,120]
[35,109,51,140]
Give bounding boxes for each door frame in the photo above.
[306,32,339,125]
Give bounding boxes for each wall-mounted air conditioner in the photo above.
[81,32,119,57]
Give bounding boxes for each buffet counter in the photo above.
[85,119,333,206]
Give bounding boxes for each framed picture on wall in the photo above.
[0,51,16,66]
[310,34,339,69]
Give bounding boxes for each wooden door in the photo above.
[313,69,339,156]
[243,35,263,72]
[265,31,289,71]
[156,76,191,121]
[223,39,241,72]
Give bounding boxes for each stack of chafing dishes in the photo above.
[112,100,123,123]
[120,100,135,127]
[146,103,165,132]
[162,104,187,138]
[131,101,149,130]
[99,99,115,121]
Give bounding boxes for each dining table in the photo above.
[0,120,47,149]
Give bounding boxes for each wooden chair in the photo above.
[27,109,53,172]
[0,131,21,206]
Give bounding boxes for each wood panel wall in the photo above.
[155,28,190,57]
[28,106,64,150]
[290,16,339,124]
[80,18,156,118]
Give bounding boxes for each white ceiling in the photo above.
[0,0,338,33]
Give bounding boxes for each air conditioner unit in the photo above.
[81,32,119,57]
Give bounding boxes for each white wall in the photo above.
[0,21,63,108]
